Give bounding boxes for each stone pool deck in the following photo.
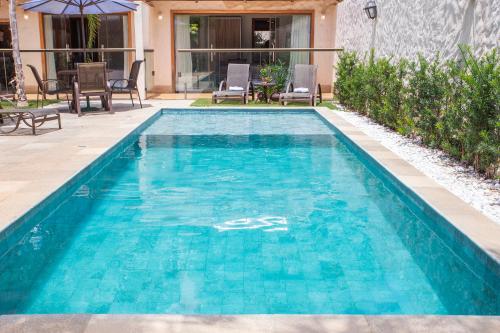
[1,314,500,333]
[0,103,498,332]
[0,101,187,232]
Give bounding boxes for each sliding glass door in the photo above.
[0,22,14,93]
[174,13,311,93]
[209,17,242,84]
[42,14,129,81]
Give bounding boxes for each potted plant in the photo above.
[257,60,289,102]
[259,66,273,84]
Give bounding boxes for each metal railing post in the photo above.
[65,44,70,69]
[2,52,8,92]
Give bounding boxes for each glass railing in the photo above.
[0,48,154,95]
[176,48,343,93]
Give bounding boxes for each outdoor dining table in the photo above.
[253,81,276,103]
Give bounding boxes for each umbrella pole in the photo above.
[80,7,86,61]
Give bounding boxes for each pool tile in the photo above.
[0,109,498,315]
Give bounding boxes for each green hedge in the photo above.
[334,47,500,178]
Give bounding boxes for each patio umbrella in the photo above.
[20,0,138,53]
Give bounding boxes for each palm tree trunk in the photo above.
[8,0,28,107]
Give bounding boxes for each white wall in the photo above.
[335,0,500,60]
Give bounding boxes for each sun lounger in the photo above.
[212,64,254,104]
[0,108,61,135]
[279,64,322,106]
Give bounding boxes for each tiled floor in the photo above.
[0,102,498,332]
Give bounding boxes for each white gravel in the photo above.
[333,105,500,223]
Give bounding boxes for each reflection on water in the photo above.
[74,185,91,198]
[214,216,288,232]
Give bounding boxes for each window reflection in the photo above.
[174,14,311,93]
[42,14,129,81]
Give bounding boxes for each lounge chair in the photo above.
[279,64,322,106]
[27,64,70,108]
[73,62,112,116]
[110,60,143,108]
[212,64,254,104]
[0,108,61,135]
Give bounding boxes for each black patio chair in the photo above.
[73,62,112,117]
[109,60,143,108]
[27,64,70,108]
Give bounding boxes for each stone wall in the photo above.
[335,0,500,60]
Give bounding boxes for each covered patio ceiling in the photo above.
[142,0,344,8]
[144,0,343,3]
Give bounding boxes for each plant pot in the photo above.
[257,92,266,102]
[270,92,280,102]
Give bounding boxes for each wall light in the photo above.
[23,13,29,20]
[158,12,163,20]
[321,14,326,20]
[364,0,377,20]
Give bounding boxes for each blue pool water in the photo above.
[0,110,498,315]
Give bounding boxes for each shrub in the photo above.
[334,51,357,107]
[334,47,500,178]
[459,46,500,177]
[405,54,449,146]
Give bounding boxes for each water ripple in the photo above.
[214,216,288,232]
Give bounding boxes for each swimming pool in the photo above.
[0,109,498,314]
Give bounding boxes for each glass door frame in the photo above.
[0,19,14,93]
[171,10,314,93]
[40,12,133,80]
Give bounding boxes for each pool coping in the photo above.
[0,107,164,258]
[0,105,499,330]
[0,314,499,332]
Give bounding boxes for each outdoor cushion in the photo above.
[293,87,309,93]
[213,90,245,97]
[280,92,311,99]
[229,86,244,91]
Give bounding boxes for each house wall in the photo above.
[0,5,43,92]
[144,0,338,93]
[0,1,340,95]
[335,0,500,61]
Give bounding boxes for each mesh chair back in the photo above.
[77,62,108,93]
[127,60,143,89]
[226,64,250,90]
[293,64,318,93]
[27,65,44,90]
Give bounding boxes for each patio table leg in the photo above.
[31,117,36,135]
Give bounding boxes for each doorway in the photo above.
[173,13,312,92]
[0,22,14,93]
[42,14,129,81]
[208,17,242,84]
